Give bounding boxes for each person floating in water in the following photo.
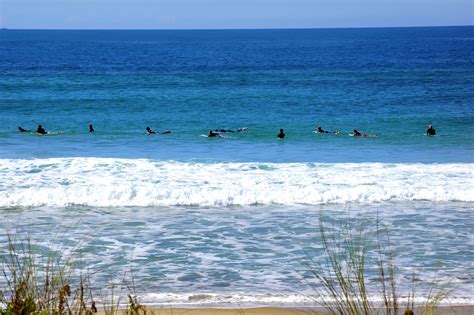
[351,129,378,138]
[426,124,436,136]
[36,124,47,134]
[18,126,30,132]
[316,126,340,134]
[146,127,156,134]
[208,130,222,138]
[89,124,94,133]
[146,127,171,134]
[317,126,329,133]
[277,128,285,139]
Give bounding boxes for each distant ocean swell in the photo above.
[0,158,472,207]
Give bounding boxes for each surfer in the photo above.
[352,129,378,138]
[89,124,94,133]
[36,125,47,135]
[208,130,222,138]
[316,126,340,134]
[35,125,63,135]
[215,129,234,133]
[146,127,156,134]
[317,126,329,133]
[146,127,171,134]
[18,126,30,132]
[277,128,285,139]
[426,124,436,136]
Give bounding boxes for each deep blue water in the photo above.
[1,27,473,162]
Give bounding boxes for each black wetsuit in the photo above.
[277,132,285,139]
[208,131,220,137]
[36,126,47,134]
[426,127,436,136]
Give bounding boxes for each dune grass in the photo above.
[303,214,450,315]
[0,233,151,315]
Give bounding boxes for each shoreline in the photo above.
[95,305,474,315]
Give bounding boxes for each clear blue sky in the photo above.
[1,0,472,29]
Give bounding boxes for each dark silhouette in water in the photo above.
[352,129,378,138]
[426,124,436,136]
[18,127,30,132]
[89,124,94,133]
[147,127,172,135]
[146,127,156,134]
[317,126,329,133]
[208,130,222,138]
[317,126,340,134]
[277,129,285,139]
[36,125,47,134]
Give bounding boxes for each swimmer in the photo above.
[35,125,63,135]
[146,127,156,134]
[426,124,436,136]
[208,130,222,138]
[351,129,378,138]
[36,124,47,135]
[317,126,329,134]
[89,124,94,133]
[315,126,340,134]
[146,127,171,134]
[277,128,285,139]
[18,126,30,132]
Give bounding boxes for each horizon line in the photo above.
[1,24,472,31]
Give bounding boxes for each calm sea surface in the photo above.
[0,27,473,306]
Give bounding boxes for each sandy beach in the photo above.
[96,306,474,315]
[138,307,317,315]
[96,307,318,315]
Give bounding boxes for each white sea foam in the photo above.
[132,292,474,307]
[0,158,472,207]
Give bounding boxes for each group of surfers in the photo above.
[18,124,437,138]
[18,124,95,135]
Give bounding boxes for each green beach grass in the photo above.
[303,214,451,315]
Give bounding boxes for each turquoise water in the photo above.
[0,27,473,307]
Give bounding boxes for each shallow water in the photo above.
[1,203,473,306]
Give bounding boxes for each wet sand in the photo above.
[97,305,474,315]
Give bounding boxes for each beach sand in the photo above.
[96,306,474,315]
[98,308,319,315]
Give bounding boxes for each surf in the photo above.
[0,158,472,207]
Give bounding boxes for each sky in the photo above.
[0,0,472,29]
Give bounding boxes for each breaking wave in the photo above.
[0,158,472,207]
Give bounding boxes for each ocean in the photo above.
[0,26,473,307]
